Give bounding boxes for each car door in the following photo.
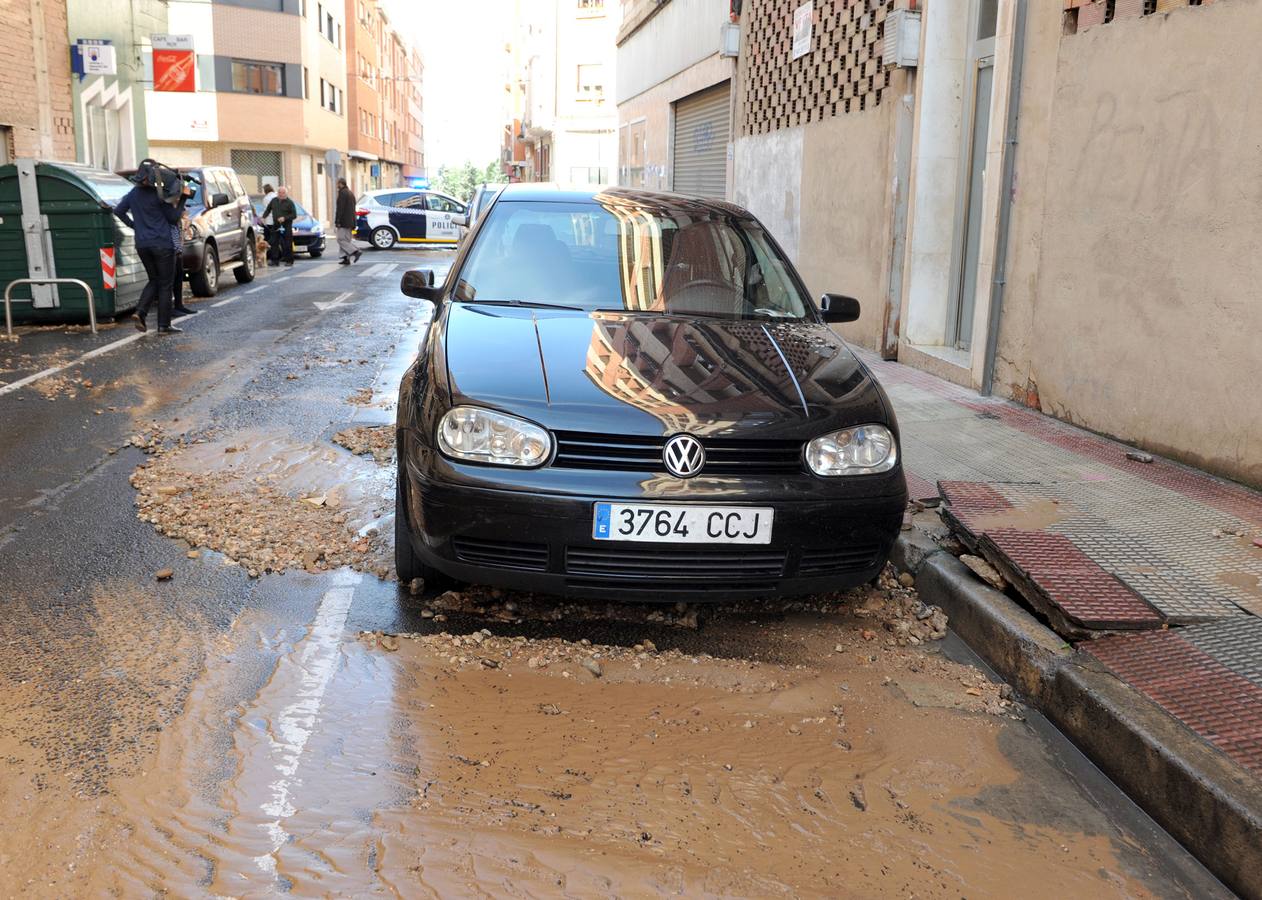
[387,191,429,242]
[424,193,464,243]
[204,170,238,257]
[226,169,252,254]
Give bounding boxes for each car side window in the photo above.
[393,192,427,210]
[204,171,228,203]
[227,170,247,199]
[427,194,461,213]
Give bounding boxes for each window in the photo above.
[326,11,336,43]
[426,195,462,213]
[231,60,285,95]
[456,200,810,319]
[577,0,605,13]
[577,64,604,100]
[302,66,309,99]
[392,193,427,209]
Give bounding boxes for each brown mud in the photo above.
[0,571,1203,898]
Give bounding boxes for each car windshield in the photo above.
[453,198,811,320]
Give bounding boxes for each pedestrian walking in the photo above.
[171,211,199,318]
[262,186,297,267]
[114,163,192,334]
[334,178,362,266]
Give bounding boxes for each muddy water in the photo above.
[971,498,1068,533]
[3,598,1210,898]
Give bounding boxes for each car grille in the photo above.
[552,432,803,474]
[451,537,549,572]
[798,543,885,576]
[565,546,787,584]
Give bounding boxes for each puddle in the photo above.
[971,498,1068,533]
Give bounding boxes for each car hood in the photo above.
[293,215,320,232]
[442,304,890,439]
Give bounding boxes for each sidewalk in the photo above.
[861,349,1262,895]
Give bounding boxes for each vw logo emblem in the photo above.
[663,434,705,478]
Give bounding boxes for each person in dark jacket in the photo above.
[262,186,297,267]
[114,177,191,333]
[334,178,361,266]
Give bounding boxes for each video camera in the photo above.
[131,158,200,206]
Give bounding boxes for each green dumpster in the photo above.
[0,158,146,325]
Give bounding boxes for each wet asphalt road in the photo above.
[0,251,1233,896]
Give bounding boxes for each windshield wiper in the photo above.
[462,299,584,312]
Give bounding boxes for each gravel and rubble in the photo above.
[130,427,395,580]
[333,425,394,465]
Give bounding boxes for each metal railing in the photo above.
[4,278,97,338]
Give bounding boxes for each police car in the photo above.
[355,188,468,250]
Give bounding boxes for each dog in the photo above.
[255,234,271,266]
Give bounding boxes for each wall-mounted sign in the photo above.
[152,34,196,92]
[151,34,194,51]
[153,48,196,92]
[792,1,814,61]
[72,40,117,78]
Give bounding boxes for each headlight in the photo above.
[806,424,898,476]
[437,406,552,467]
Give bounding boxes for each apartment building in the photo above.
[504,0,619,184]
[615,0,738,196]
[403,47,425,183]
[144,0,349,222]
[0,0,75,163]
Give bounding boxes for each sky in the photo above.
[381,0,510,175]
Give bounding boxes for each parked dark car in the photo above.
[115,164,257,296]
[393,185,908,601]
[251,197,326,257]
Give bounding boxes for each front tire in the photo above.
[371,227,397,250]
[189,243,219,296]
[308,248,323,258]
[233,236,256,283]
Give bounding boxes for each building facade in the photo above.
[0,0,75,163]
[345,1,422,194]
[732,0,1260,487]
[144,0,349,222]
[504,0,619,184]
[65,0,166,172]
[615,0,738,196]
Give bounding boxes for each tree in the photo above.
[433,160,501,204]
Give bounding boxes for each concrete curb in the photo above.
[896,533,1262,900]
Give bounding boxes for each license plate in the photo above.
[592,502,774,545]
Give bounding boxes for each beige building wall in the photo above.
[617,53,734,193]
[991,0,1262,486]
[0,0,75,161]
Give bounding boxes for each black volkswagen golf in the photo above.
[394,185,908,600]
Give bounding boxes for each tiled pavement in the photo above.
[860,350,1262,778]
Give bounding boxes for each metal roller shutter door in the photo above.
[672,82,730,199]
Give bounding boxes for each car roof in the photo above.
[496,183,753,219]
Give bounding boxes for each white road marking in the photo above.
[251,569,361,877]
[0,330,146,397]
[211,295,242,308]
[246,286,267,294]
[297,264,337,278]
[313,290,353,312]
[358,263,394,278]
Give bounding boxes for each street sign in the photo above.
[792,1,813,60]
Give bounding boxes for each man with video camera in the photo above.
[113,160,193,334]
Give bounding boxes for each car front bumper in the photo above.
[401,464,906,602]
[294,233,325,251]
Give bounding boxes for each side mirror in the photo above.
[819,293,861,323]
[211,192,230,208]
[400,267,442,301]
[452,213,469,228]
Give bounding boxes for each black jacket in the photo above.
[263,196,297,226]
[335,187,357,229]
[114,187,186,250]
